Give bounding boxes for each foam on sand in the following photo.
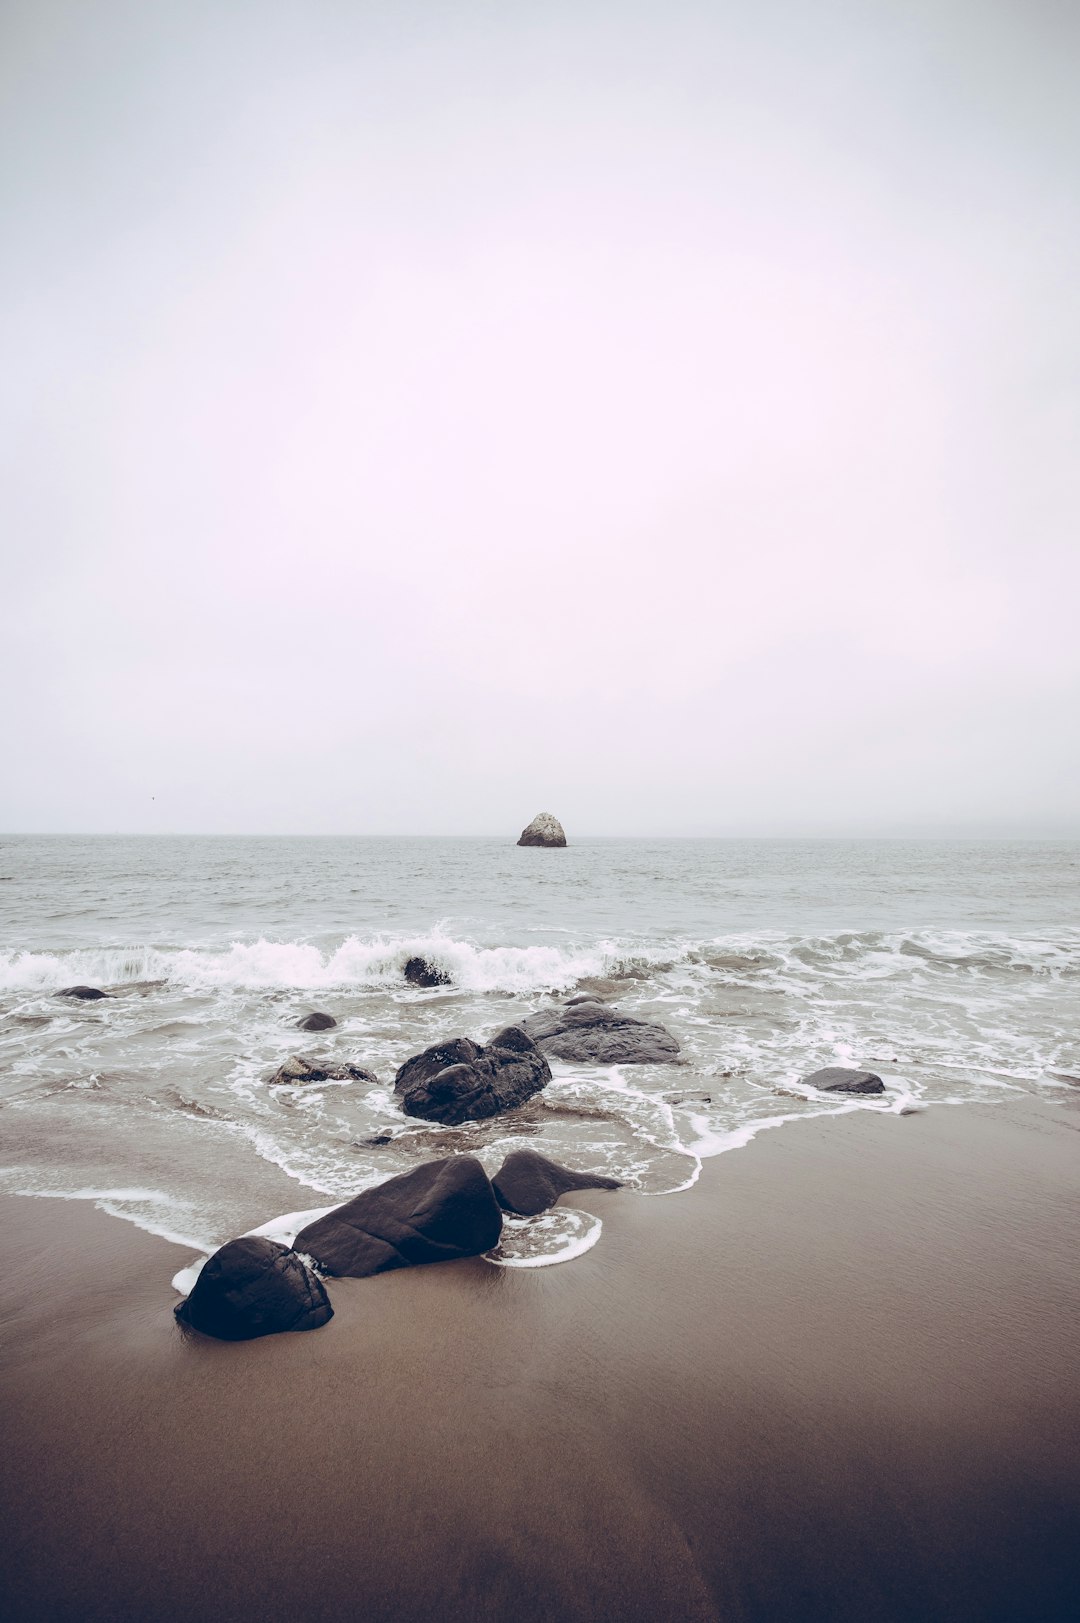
[483,1207,603,1268]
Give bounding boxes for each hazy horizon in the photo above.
[3,827,1077,842]
[3,1,1078,839]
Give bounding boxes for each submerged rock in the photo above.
[403,956,451,988]
[520,999,680,1064]
[492,1149,622,1216]
[267,1054,378,1087]
[175,1236,332,1341]
[294,1155,503,1277]
[803,1066,885,1095]
[57,985,108,1001]
[394,1025,551,1125]
[517,812,567,848]
[297,1011,336,1032]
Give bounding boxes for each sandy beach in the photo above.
[2,1095,1079,1623]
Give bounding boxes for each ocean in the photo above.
[1,835,1076,1271]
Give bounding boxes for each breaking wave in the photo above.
[2,927,1077,1001]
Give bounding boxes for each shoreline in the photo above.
[2,1094,1079,1621]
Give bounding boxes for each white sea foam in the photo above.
[172,1257,208,1294]
[483,1207,603,1267]
[246,1204,338,1247]
[0,935,656,996]
[2,927,1077,999]
[8,1182,210,1252]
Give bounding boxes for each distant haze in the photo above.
[2,0,1077,836]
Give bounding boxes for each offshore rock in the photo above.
[267,1054,378,1087]
[297,1011,336,1032]
[394,1025,551,1125]
[174,1236,332,1341]
[492,1149,622,1216]
[403,956,451,988]
[520,999,680,1064]
[57,985,109,1000]
[517,812,567,847]
[294,1155,503,1277]
[804,1066,885,1095]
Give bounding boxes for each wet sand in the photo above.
[2,1095,1079,1623]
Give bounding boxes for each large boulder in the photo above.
[517,812,567,847]
[57,985,108,1000]
[394,1025,551,1125]
[267,1054,378,1087]
[403,956,451,988]
[520,999,680,1064]
[297,1011,336,1032]
[175,1236,333,1341]
[294,1155,503,1277]
[803,1066,885,1095]
[492,1149,622,1216]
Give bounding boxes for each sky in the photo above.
[2,0,1078,836]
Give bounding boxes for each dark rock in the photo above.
[267,1054,378,1087]
[294,1155,503,1277]
[520,999,680,1064]
[492,1149,622,1216]
[298,1011,336,1032]
[57,985,108,1001]
[394,1026,551,1125]
[403,956,451,988]
[174,1236,332,1341]
[803,1066,885,1095]
[517,812,567,847]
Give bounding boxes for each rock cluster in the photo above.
[520,998,680,1065]
[517,812,567,847]
[394,1026,551,1125]
[176,1147,621,1341]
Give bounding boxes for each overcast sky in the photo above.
[2,0,1077,835]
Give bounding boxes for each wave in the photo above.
[0,934,670,996]
[1,927,1077,998]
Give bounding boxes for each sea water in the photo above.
[0,836,1076,1266]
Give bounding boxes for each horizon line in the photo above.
[2,829,1078,842]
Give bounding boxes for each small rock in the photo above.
[517,812,567,848]
[492,1149,622,1216]
[298,1011,336,1032]
[57,985,108,1000]
[803,1066,885,1095]
[267,1054,377,1087]
[403,956,451,988]
[174,1236,332,1341]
